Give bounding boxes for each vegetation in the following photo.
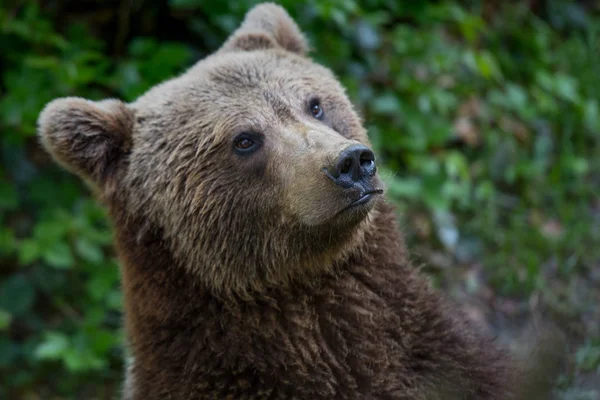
[1,1,598,398]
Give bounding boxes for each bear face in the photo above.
[38,3,384,296]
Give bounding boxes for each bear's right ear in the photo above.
[38,97,134,186]
[220,3,308,55]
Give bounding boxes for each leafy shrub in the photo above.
[1,1,598,398]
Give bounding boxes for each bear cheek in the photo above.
[283,175,344,227]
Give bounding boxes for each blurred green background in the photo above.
[1,0,599,398]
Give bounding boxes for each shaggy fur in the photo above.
[37,3,558,399]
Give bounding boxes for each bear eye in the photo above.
[309,99,324,120]
[233,133,262,155]
[236,138,254,150]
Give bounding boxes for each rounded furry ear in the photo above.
[221,3,308,55]
[37,97,134,185]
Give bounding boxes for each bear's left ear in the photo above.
[220,3,308,55]
[38,97,134,186]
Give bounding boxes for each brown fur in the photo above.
[37,3,557,399]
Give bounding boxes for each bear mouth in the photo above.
[338,188,384,215]
[350,189,383,206]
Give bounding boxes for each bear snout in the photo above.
[319,144,383,216]
[322,144,377,189]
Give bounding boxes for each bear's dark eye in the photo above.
[236,138,253,150]
[309,99,324,120]
[233,133,262,155]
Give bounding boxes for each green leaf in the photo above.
[34,218,70,243]
[423,177,451,211]
[569,157,589,175]
[444,152,470,181]
[575,345,600,372]
[475,181,495,201]
[457,13,484,44]
[0,182,18,211]
[106,290,123,310]
[43,241,75,269]
[0,309,12,331]
[387,178,422,199]
[75,238,104,264]
[583,99,600,132]
[18,238,40,265]
[89,329,119,354]
[505,83,528,110]
[475,51,501,80]
[0,275,36,316]
[86,268,118,301]
[0,227,16,256]
[63,347,106,372]
[463,50,501,80]
[372,93,401,115]
[554,74,579,103]
[35,332,69,360]
[0,337,19,368]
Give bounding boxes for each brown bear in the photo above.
[37,3,557,399]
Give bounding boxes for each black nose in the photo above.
[326,144,376,188]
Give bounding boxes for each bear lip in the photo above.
[350,189,384,207]
[336,188,384,216]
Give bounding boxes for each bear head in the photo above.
[38,3,385,296]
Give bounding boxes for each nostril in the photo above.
[341,158,353,175]
[359,150,375,167]
[326,144,376,185]
[360,154,373,166]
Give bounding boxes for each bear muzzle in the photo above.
[323,144,383,213]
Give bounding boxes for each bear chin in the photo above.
[327,190,382,228]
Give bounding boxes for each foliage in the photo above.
[0,1,598,398]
